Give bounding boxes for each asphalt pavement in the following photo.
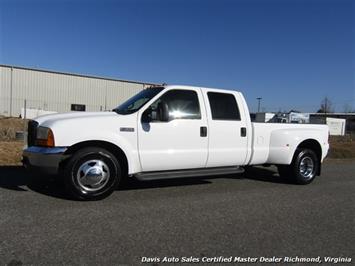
[0,160,354,265]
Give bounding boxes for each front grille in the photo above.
[27,120,38,147]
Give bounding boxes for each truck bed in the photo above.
[249,122,329,165]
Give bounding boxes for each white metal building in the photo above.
[254,112,276,123]
[0,64,158,117]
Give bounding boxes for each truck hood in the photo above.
[35,112,119,127]
[33,111,138,147]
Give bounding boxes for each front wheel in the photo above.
[63,147,121,200]
[278,148,319,185]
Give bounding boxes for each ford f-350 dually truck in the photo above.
[23,85,329,200]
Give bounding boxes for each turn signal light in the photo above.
[35,128,55,147]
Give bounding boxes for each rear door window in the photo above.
[207,92,241,120]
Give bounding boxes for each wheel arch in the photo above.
[294,139,322,175]
[61,140,129,177]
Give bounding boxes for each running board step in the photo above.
[134,166,244,181]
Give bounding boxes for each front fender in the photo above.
[54,130,140,174]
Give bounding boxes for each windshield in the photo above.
[113,87,164,115]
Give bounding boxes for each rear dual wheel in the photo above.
[278,148,319,184]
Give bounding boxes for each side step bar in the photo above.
[134,166,244,181]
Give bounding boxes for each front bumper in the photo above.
[22,146,69,175]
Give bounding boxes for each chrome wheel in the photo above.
[76,159,110,192]
[299,156,314,180]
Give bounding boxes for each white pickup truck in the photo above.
[23,85,329,200]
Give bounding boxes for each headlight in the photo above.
[35,127,55,147]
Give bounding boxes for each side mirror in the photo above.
[141,107,152,123]
[157,102,169,122]
[141,102,169,123]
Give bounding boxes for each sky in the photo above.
[0,0,354,113]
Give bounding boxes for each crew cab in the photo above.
[23,85,329,200]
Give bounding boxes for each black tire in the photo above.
[63,147,121,200]
[278,148,319,185]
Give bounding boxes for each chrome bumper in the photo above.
[22,146,69,175]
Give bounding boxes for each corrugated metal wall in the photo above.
[0,65,153,117]
[0,66,12,115]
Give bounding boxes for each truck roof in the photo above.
[155,84,240,94]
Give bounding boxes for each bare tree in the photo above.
[317,97,333,113]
